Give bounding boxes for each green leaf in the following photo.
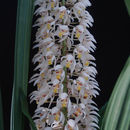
[0,88,4,130]
[20,90,37,130]
[125,0,130,16]
[116,83,130,130]
[10,0,35,130]
[101,56,130,130]
[98,103,107,129]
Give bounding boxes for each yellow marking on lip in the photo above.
[36,100,39,104]
[53,87,58,93]
[77,85,81,91]
[58,32,64,37]
[40,73,44,78]
[77,53,82,59]
[51,2,54,8]
[85,61,89,66]
[66,62,71,68]
[85,76,88,80]
[78,10,81,15]
[76,31,80,38]
[62,101,67,107]
[54,114,60,121]
[59,12,64,19]
[47,47,50,51]
[47,23,51,30]
[48,59,52,65]
[84,93,88,99]
[56,74,61,80]
[37,83,41,89]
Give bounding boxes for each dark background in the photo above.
[0,0,130,130]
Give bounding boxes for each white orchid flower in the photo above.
[80,89,91,105]
[82,38,96,53]
[33,16,55,29]
[65,119,79,130]
[34,0,44,6]
[81,71,90,81]
[46,51,56,66]
[34,38,61,58]
[74,62,83,73]
[66,0,77,5]
[55,6,70,24]
[71,2,86,20]
[34,3,48,16]
[35,16,55,36]
[71,25,85,43]
[48,80,64,108]
[49,107,65,127]
[33,107,49,123]
[71,77,86,104]
[80,18,93,28]
[83,66,97,77]
[52,79,64,94]
[32,51,46,65]
[75,77,85,92]
[73,44,89,60]
[62,54,76,74]
[57,93,72,113]
[33,37,53,49]
[29,69,51,87]
[47,0,59,10]
[79,53,96,67]
[29,83,51,106]
[34,119,45,130]
[51,65,65,82]
[35,28,51,42]
[70,104,84,123]
[81,113,99,130]
[55,25,69,42]
[78,0,91,7]
[81,68,96,79]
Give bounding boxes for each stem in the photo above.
[61,0,68,128]
[62,41,68,127]
[63,40,68,93]
[62,0,65,6]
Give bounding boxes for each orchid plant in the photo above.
[29,0,100,129]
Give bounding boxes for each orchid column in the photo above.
[29,0,99,129]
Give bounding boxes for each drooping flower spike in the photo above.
[30,0,99,129]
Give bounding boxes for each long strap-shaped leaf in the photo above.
[10,0,35,130]
[98,103,107,129]
[125,0,130,16]
[0,88,4,130]
[20,90,36,130]
[101,56,130,130]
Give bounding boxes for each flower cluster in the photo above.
[30,0,99,129]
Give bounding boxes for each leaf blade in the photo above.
[101,56,130,130]
[125,0,130,16]
[10,0,34,130]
